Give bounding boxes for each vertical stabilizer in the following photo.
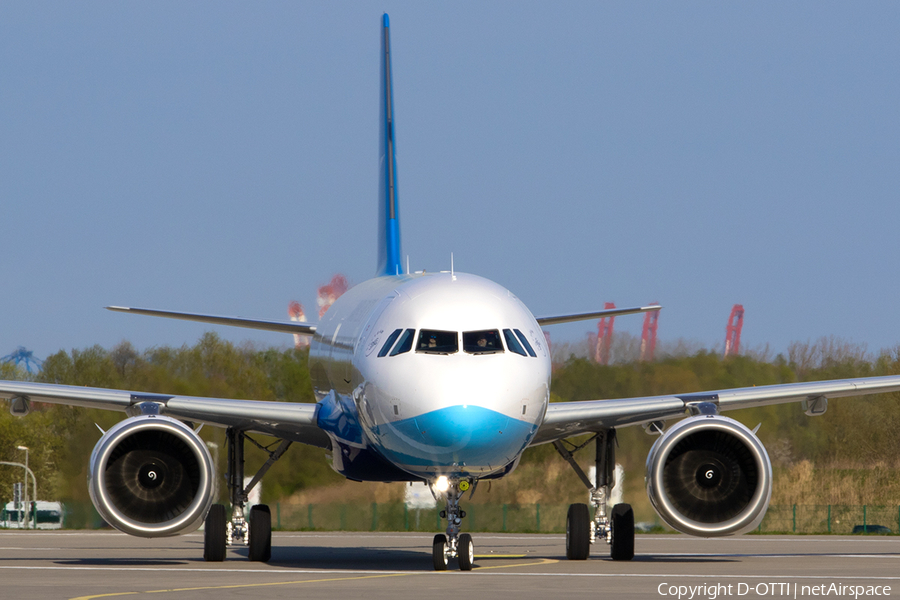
[377,13,403,277]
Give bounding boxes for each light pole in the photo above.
[0,462,37,523]
[16,446,28,529]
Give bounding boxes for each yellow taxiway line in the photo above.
[69,558,559,600]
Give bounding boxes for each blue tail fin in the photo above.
[377,13,403,277]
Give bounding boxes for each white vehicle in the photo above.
[2,14,900,571]
[1,501,63,530]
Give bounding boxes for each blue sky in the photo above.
[2,2,899,361]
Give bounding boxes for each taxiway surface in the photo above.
[0,531,896,599]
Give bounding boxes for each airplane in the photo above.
[3,13,900,572]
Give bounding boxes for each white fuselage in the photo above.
[309,272,551,482]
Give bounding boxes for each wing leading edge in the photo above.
[0,380,330,448]
[536,304,661,326]
[106,306,316,336]
[531,374,900,446]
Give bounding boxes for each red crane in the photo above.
[595,302,616,365]
[640,302,660,362]
[317,274,349,318]
[724,304,744,357]
[288,301,309,349]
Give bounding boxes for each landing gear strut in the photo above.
[203,427,291,562]
[555,428,634,561]
[432,479,475,571]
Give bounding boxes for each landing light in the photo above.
[433,476,450,493]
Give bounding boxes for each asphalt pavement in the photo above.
[0,531,897,599]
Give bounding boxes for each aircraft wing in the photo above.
[0,380,330,449]
[106,306,317,336]
[531,375,900,445]
[536,304,661,326]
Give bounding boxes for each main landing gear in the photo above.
[432,478,475,571]
[554,428,634,562]
[204,427,292,563]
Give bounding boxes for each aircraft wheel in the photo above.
[566,503,590,560]
[203,504,227,562]
[610,503,634,561]
[432,534,449,571]
[458,533,474,571]
[248,504,272,562]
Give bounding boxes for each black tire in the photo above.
[566,503,591,560]
[248,504,272,562]
[432,534,449,571]
[610,503,635,561]
[203,504,227,562]
[458,533,474,571]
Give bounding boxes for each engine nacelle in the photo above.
[646,415,772,537]
[89,415,215,538]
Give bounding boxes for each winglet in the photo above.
[377,13,403,277]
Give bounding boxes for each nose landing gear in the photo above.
[431,478,475,571]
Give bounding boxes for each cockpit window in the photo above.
[389,328,416,356]
[514,329,537,357]
[503,329,527,356]
[416,330,459,354]
[464,330,504,354]
[377,329,403,358]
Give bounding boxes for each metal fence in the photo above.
[6,503,898,534]
[757,505,900,534]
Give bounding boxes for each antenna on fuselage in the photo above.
[407,255,410,275]
[451,253,456,281]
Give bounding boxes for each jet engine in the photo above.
[89,415,215,538]
[645,414,771,536]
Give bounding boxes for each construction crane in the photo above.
[1,347,43,373]
[317,274,349,318]
[724,304,744,357]
[640,302,660,362]
[594,302,616,365]
[287,301,309,349]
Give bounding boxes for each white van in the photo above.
[1,501,64,529]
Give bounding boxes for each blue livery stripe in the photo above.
[377,13,403,277]
[371,405,536,477]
